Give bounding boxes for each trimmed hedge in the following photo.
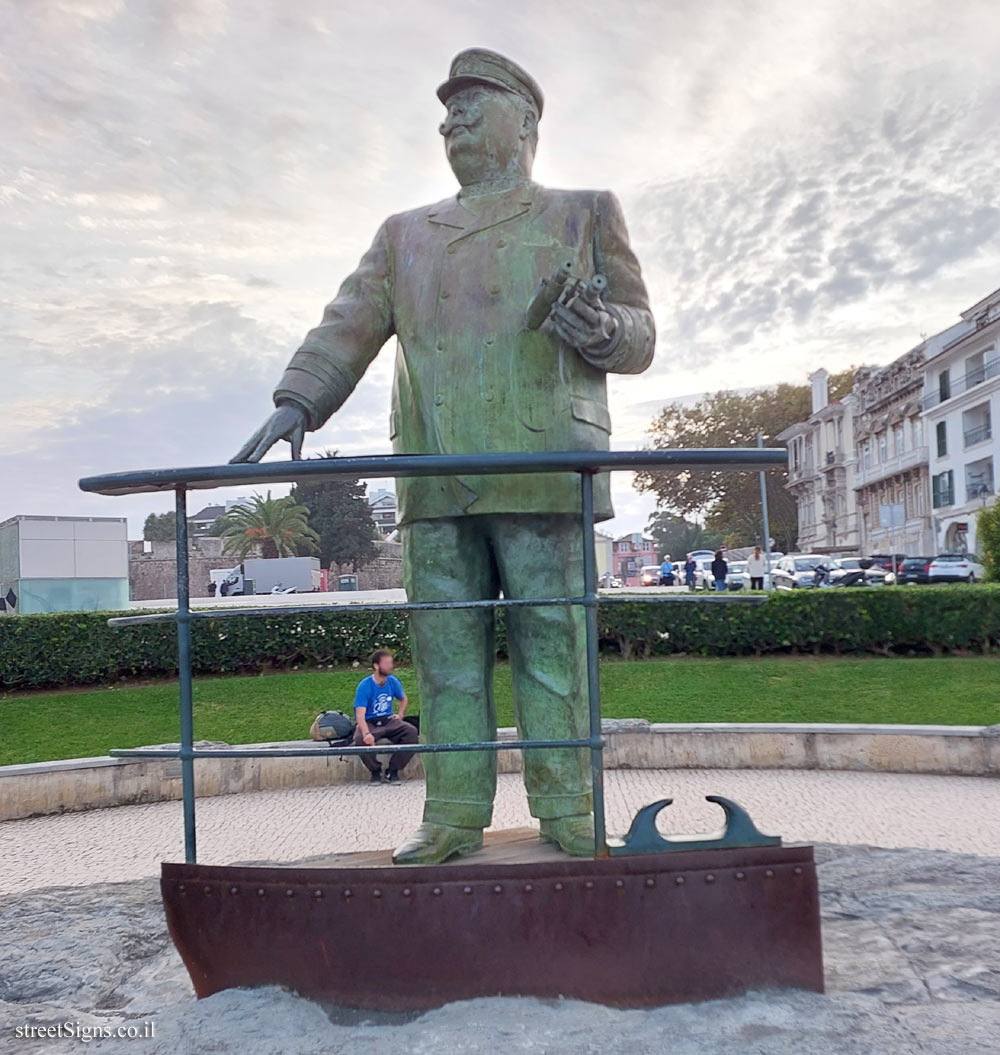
[2,586,999,692]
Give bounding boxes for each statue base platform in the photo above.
[161,828,824,1010]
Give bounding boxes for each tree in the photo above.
[143,512,176,541]
[977,501,1000,582]
[289,450,380,572]
[207,516,228,537]
[645,510,722,559]
[219,491,320,561]
[635,370,854,550]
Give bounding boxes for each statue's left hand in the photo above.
[547,295,619,352]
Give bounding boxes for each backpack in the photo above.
[309,710,356,746]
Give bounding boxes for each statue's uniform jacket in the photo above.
[274,180,655,525]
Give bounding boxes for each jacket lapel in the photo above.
[428,183,537,244]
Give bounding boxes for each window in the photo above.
[939,369,951,403]
[915,483,925,515]
[861,442,871,470]
[936,421,947,458]
[912,418,923,448]
[932,470,954,509]
[878,433,888,462]
[893,424,904,456]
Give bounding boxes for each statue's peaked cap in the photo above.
[437,48,544,118]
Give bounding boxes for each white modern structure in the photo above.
[367,488,398,536]
[0,515,129,614]
[920,287,1000,556]
[778,369,860,553]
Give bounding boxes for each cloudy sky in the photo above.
[4,0,1000,540]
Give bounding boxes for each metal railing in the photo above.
[79,447,786,862]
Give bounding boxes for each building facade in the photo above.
[1,515,129,615]
[367,488,398,537]
[920,287,1000,556]
[612,532,658,586]
[852,346,934,557]
[778,369,860,553]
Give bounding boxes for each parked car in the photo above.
[865,553,907,576]
[639,564,661,586]
[600,572,622,589]
[771,554,827,589]
[927,553,985,583]
[897,557,936,585]
[693,557,717,590]
[829,557,887,585]
[725,561,747,590]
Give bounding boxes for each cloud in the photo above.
[4,0,1000,540]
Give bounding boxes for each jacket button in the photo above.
[489,286,501,296]
[440,290,450,299]
[447,244,457,254]
[436,340,444,351]
[484,390,495,402]
[435,394,444,406]
[497,238,506,248]
[484,335,494,345]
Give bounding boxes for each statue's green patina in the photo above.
[232,48,656,864]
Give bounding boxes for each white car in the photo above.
[828,557,888,585]
[772,554,828,589]
[725,561,747,590]
[927,554,985,583]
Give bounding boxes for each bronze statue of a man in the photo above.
[233,48,655,864]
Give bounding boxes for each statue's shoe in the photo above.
[392,822,484,865]
[539,815,596,857]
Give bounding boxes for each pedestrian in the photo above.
[659,555,674,586]
[711,550,728,592]
[746,546,766,590]
[684,555,697,591]
[353,649,419,785]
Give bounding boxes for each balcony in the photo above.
[922,355,1000,409]
[824,449,846,466]
[963,423,992,448]
[853,445,928,489]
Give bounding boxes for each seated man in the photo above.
[353,648,419,785]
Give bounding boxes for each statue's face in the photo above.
[439,84,533,184]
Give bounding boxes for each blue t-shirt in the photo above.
[354,674,405,721]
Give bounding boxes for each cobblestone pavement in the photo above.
[3,768,1000,895]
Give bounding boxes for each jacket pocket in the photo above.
[570,394,612,433]
[389,409,400,440]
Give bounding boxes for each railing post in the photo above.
[580,471,607,857]
[175,486,197,864]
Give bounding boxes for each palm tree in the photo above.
[220,491,320,560]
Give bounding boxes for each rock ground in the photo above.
[2,771,999,1053]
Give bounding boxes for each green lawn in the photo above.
[2,655,998,767]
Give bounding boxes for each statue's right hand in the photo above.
[229,402,307,464]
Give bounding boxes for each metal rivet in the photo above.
[554,882,564,891]
[706,874,716,884]
[675,876,685,886]
[230,885,239,895]
[735,872,746,881]
[177,883,185,892]
[615,879,624,888]
[524,883,533,893]
[645,878,655,888]
[464,886,473,895]
[286,889,295,897]
[765,869,775,879]
[585,880,594,890]
[373,889,382,898]
[313,889,323,899]
[402,888,412,897]
[497,238,506,247]
[433,887,442,896]
[794,866,803,876]
[344,889,353,898]
[257,888,266,897]
[493,885,502,894]
[204,886,212,895]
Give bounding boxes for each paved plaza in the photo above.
[3,768,1000,895]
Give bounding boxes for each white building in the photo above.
[778,369,860,553]
[367,488,398,536]
[852,345,934,557]
[920,286,1000,556]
